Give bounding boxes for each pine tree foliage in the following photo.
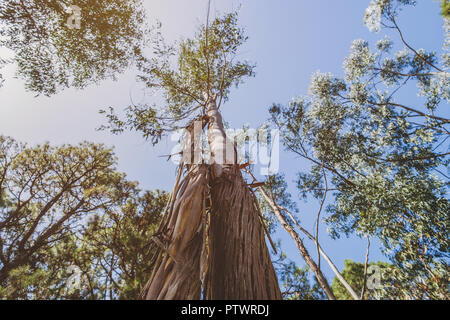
[0,136,166,299]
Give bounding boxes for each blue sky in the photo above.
[0,0,446,285]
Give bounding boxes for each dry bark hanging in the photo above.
[142,165,208,299]
[141,97,282,300]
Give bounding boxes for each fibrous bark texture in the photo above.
[142,165,208,299]
[206,167,282,299]
[141,97,281,300]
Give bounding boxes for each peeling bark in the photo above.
[142,96,282,300]
[206,167,282,299]
[205,96,281,299]
[142,166,208,300]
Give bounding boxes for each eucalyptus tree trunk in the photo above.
[141,96,282,300]
[205,97,281,299]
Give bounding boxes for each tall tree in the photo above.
[0,136,165,299]
[269,0,449,299]
[0,0,147,95]
[103,12,282,300]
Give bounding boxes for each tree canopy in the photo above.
[100,12,255,145]
[0,0,147,95]
[0,136,167,299]
[0,0,448,300]
[269,0,449,299]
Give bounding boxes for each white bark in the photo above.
[257,186,361,300]
[206,97,235,177]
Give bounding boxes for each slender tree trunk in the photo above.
[257,186,336,300]
[257,185,362,300]
[360,237,370,300]
[278,202,360,300]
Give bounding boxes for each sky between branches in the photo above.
[0,0,447,282]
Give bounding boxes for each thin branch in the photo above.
[433,168,450,180]
[368,152,450,163]
[373,67,442,78]
[315,162,327,271]
[360,237,371,300]
[367,100,450,123]
[204,0,212,96]
[391,18,443,72]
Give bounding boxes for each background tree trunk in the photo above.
[258,185,337,300]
